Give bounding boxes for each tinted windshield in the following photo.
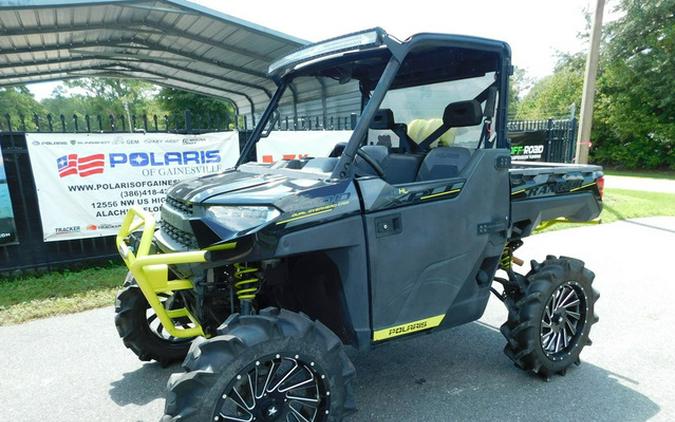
[380,72,497,148]
[256,75,362,163]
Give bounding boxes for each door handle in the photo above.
[375,214,402,238]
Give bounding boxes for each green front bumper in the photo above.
[116,207,206,338]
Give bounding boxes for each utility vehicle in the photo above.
[115,28,602,421]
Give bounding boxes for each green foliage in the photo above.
[515,53,584,120]
[508,66,532,118]
[590,0,675,170]
[0,86,46,130]
[156,87,235,129]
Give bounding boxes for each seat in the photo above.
[368,109,416,153]
[354,145,422,184]
[416,147,472,181]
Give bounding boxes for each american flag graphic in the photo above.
[57,154,105,178]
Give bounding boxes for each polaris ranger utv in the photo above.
[114,28,602,421]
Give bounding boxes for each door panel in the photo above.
[358,149,510,336]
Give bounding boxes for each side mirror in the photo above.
[443,100,483,127]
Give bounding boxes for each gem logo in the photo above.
[86,224,98,231]
[57,154,105,178]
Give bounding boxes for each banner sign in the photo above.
[257,131,352,163]
[509,131,547,161]
[26,132,240,241]
[0,148,18,245]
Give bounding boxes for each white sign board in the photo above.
[256,131,352,163]
[26,132,240,241]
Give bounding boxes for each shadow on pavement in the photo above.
[108,362,179,407]
[105,321,659,421]
[347,321,659,422]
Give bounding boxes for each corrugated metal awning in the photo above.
[0,0,310,123]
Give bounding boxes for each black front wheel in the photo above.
[114,273,194,366]
[501,256,599,378]
[162,308,356,421]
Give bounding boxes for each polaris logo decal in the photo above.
[109,150,221,168]
[373,314,445,341]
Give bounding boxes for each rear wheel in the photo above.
[500,256,599,378]
[162,308,356,421]
[114,273,194,366]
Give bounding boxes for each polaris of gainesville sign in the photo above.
[26,132,239,241]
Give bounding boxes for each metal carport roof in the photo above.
[0,0,310,123]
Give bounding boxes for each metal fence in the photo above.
[0,110,253,275]
[507,118,577,163]
[1,110,576,274]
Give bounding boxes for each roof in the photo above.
[0,0,309,121]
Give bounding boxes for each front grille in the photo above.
[159,220,198,250]
[165,195,193,216]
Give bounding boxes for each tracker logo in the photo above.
[109,150,221,168]
[57,154,105,178]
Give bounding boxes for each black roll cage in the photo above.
[236,29,513,180]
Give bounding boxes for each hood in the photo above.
[168,163,337,208]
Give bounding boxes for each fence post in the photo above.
[19,114,27,132]
[60,114,66,132]
[72,114,79,132]
[47,114,54,132]
[350,113,357,130]
[184,110,192,132]
[153,115,159,132]
[120,115,127,132]
[568,117,578,163]
[143,114,148,132]
[132,115,137,132]
[4,113,12,133]
[33,113,40,132]
[164,115,169,132]
[85,115,91,132]
[545,119,553,162]
[109,115,116,131]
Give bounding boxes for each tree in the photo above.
[590,0,674,169]
[515,54,585,120]
[63,78,159,130]
[508,66,531,118]
[0,86,46,130]
[156,88,235,129]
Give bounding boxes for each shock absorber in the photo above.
[233,263,260,315]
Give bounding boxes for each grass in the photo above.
[537,188,675,233]
[0,264,127,326]
[2,188,675,326]
[603,169,675,180]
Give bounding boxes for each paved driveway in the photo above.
[2,217,674,421]
[605,175,675,194]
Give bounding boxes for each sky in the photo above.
[27,0,613,100]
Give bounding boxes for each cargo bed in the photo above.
[508,161,604,239]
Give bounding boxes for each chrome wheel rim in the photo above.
[213,354,329,422]
[540,281,587,359]
[145,292,193,343]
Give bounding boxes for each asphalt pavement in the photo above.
[2,217,674,422]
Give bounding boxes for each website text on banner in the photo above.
[26,132,240,241]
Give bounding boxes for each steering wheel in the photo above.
[355,148,386,178]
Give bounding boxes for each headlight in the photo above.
[205,206,280,232]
